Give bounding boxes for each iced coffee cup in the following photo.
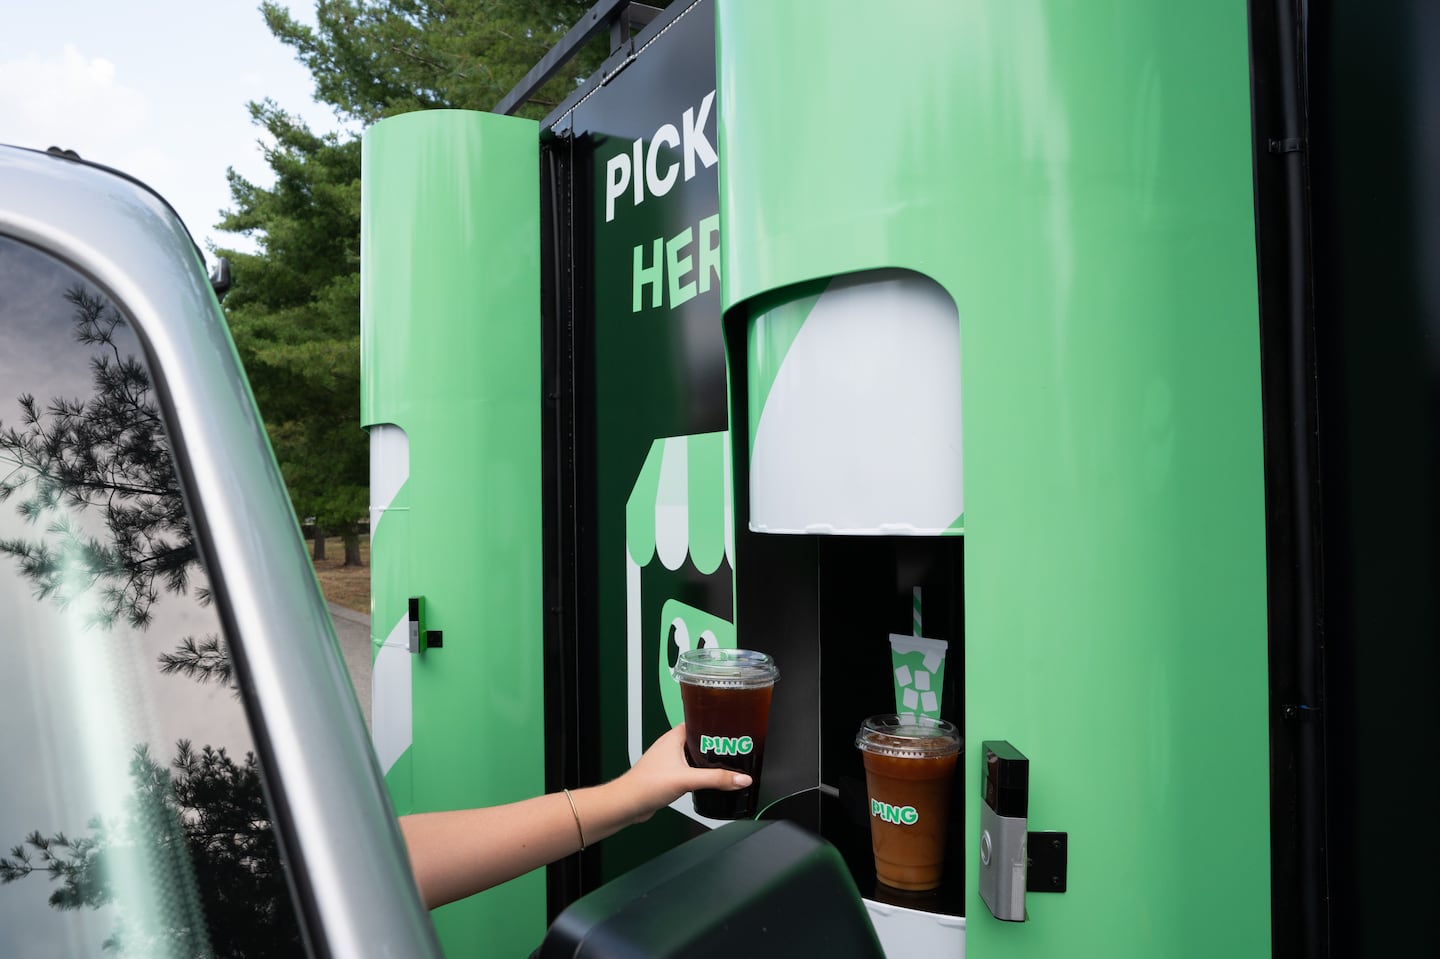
[856,714,962,891]
[673,648,779,818]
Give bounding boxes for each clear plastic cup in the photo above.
[673,648,779,818]
[855,714,962,890]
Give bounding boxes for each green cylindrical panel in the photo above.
[718,2,1270,956]
[361,109,543,957]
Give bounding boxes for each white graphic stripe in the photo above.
[655,435,689,570]
[372,615,413,775]
[367,423,412,775]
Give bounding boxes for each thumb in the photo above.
[697,768,752,791]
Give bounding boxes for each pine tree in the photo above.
[217,0,625,564]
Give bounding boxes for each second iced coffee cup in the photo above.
[856,714,962,891]
[673,648,779,818]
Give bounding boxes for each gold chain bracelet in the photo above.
[563,788,586,852]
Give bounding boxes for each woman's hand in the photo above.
[609,723,751,825]
[399,723,750,909]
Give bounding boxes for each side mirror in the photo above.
[209,256,232,297]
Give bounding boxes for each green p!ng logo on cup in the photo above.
[871,799,920,825]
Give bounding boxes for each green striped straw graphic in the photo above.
[913,586,922,637]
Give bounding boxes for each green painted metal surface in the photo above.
[745,280,825,456]
[361,109,544,958]
[718,1,1271,955]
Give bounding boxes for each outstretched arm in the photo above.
[398,723,749,909]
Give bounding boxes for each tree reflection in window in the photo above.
[1,285,196,631]
[0,252,303,956]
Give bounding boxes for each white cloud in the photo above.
[0,41,233,258]
[0,44,152,160]
[0,4,346,262]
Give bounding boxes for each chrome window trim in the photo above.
[0,145,442,958]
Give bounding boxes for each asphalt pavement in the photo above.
[328,602,372,730]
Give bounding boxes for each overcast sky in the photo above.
[1,1,343,263]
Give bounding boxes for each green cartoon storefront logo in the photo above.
[626,431,738,740]
[658,598,735,726]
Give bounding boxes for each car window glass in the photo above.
[0,235,309,957]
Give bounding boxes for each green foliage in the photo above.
[219,1,620,562]
[261,0,605,122]
[218,101,367,557]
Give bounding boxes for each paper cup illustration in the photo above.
[890,634,948,721]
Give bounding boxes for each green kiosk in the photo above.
[361,1,1438,957]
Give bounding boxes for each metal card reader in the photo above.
[979,740,1029,922]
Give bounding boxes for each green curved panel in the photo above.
[745,279,826,455]
[384,746,414,813]
[718,2,1270,956]
[361,109,542,958]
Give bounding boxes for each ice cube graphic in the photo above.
[894,665,912,687]
[902,687,920,710]
[914,669,931,691]
[921,691,938,713]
